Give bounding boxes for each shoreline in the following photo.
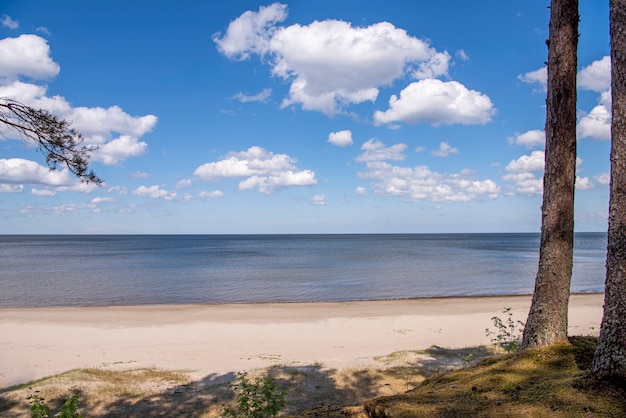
[0,291,602,310]
[0,293,604,388]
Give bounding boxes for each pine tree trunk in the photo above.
[592,0,626,379]
[521,0,578,349]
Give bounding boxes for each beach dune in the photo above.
[0,294,603,388]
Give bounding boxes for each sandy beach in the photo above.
[0,293,604,389]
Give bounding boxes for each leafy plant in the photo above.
[485,307,525,353]
[223,372,287,418]
[27,389,81,418]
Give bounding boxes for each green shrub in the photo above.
[27,389,81,418]
[223,372,286,418]
[485,307,525,353]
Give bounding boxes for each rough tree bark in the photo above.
[521,0,579,349]
[591,0,626,379]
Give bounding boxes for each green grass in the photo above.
[363,337,625,418]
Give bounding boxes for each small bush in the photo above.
[223,372,286,418]
[27,389,81,418]
[485,307,525,353]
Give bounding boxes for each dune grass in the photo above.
[1,338,623,417]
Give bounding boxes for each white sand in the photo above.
[0,294,604,388]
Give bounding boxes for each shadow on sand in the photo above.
[0,346,493,417]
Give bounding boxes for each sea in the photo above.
[0,233,607,308]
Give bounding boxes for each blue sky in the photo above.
[0,1,611,234]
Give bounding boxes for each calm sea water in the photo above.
[0,233,607,308]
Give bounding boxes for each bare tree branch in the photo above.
[0,97,102,185]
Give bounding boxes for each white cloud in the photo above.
[578,56,610,92]
[503,151,544,196]
[1,15,19,30]
[594,171,610,185]
[91,196,115,204]
[374,79,494,126]
[505,150,545,173]
[0,35,60,81]
[213,3,288,60]
[312,194,326,205]
[355,139,406,162]
[31,188,56,196]
[432,142,459,157]
[456,49,469,61]
[93,135,148,165]
[194,146,316,194]
[576,176,594,190]
[36,27,51,36]
[133,185,177,200]
[577,57,611,141]
[0,158,73,186]
[578,97,611,140]
[356,139,498,202]
[359,161,499,202]
[176,179,192,188]
[508,130,545,149]
[412,51,450,79]
[57,181,101,194]
[69,105,157,139]
[199,190,224,198]
[232,88,272,103]
[215,4,452,116]
[502,151,545,196]
[517,66,547,91]
[328,130,353,147]
[0,183,23,193]
[355,186,366,196]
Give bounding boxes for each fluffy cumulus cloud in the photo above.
[502,153,544,196]
[355,139,406,162]
[502,151,593,195]
[356,139,498,202]
[578,90,611,140]
[594,171,610,185]
[578,56,610,92]
[213,3,288,60]
[0,34,157,187]
[214,3,461,116]
[0,34,59,81]
[373,80,495,126]
[577,57,611,140]
[0,158,73,188]
[328,130,353,147]
[133,185,177,200]
[508,130,545,149]
[194,146,316,194]
[93,135,149,165]
[517,66,547,91]
[432,142,459,157]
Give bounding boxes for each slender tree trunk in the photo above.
[521,0,578,349]
[592,0,626,379]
